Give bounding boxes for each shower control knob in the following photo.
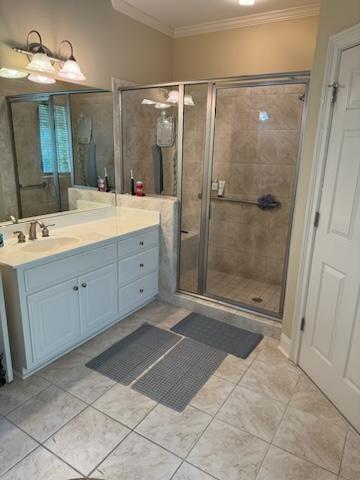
[81,283,87,288]
[140,263,144,268]
[139,288,144,293]
[73,286,79,291]
[139,241,144,246]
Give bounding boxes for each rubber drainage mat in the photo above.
[171,312,263,359]
[132,337,227,412]
[86,323,181,385]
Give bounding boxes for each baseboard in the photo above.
[278,333,291,358]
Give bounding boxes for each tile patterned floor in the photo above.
[0,300,359,480]
[180,269,281,313]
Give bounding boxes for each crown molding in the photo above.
[110,1,319,39]
[110,0,174,37]
[174,4,320,38]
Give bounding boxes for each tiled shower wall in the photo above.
[208,84,305,285]
[122,88,178,196]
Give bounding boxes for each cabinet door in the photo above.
[79,264,118,337]
[28,279,81,365]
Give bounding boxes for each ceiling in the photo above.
[111,0,320,37]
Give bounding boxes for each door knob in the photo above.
[139,288,144,293]
[139,241,144,246]
[73,286,79,291]
[81,283,87,288]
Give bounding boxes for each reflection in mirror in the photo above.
[121,87,180,196]
[0,83,114,224]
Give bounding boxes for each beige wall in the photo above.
[282,0,360,338]
[0,0,173,89]
[173,16,318,80]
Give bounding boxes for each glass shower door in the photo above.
[205,83,305,316]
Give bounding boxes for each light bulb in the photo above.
[239,0,255,5]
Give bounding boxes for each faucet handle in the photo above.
[40,223,55,237]
[13,231,26,243]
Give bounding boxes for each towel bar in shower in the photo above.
[19,181,47,190]
[211,195,281,209]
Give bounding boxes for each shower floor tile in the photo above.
[180,269,281,314]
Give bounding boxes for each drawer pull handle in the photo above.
[139,288,144,293]
[139,263,144,268]
[139,241,144,246]
[81,283,87,288]
[73,286,79,291]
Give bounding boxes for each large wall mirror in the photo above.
[0,79,114,224]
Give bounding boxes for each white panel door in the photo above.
[299,44,360,430]
[28,279,81,364]
[79,264,118,337]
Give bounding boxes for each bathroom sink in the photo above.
[22,236,80,253]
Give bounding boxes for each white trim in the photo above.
[174,5,319,38]
[290,22,360,363]
[279,333,291,358]
[110,1,319,38]
[0,274,13,383]
[110,0,174,37]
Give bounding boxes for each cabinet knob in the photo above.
[139,288,144,293]
[73,286,79,291]
[139,241,144,246]
[81,283,87,288]
[139,263,144,268]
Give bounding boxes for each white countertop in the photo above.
[0,212,159,269]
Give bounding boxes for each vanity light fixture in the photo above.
[58,40,86,81]
[239,0,256,5]
[0,67,28,79]
[25,31,56,75]
[166,90,195,106]
[28,74,56,84]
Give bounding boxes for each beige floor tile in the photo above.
[257,445,338,480]
[0,446,81,480]
[256,339,289,366]
[44,406,129,476]
[7,385,86,442]
[0,416,38,476]
[217,385,286,442]
[214,354,249,383]
[39,350,91,384]
[54,365,114,403]
[289,375,344,424]
[191,376,234,415]
[94,432,181,480]
[273,407,347,474]
[93,383,156,428]
[340,428,360,480]
[0,375,50,415]
[187,418,269,480]
[239,360,299,403]
[172,462,214,480]
[136,404,211,457]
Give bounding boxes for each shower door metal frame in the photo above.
[116,72,310,320]
[197,77,310,319]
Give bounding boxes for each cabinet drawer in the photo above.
[118,247,159,287]
[119,272,158,313]
[24,243,117,293]
[118,228,159,259]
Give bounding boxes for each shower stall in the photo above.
[120,72,309,319]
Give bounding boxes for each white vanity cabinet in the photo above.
[1,225,159,378]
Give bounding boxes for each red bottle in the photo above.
[136,180,144,196]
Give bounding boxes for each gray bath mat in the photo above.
[132,338,227,411]
[86,323,180,385]
[171,313,263,359]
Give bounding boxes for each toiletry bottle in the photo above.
[211,178,219,192]
[98,176,106,192]
[136,180,144,196]
[130,170,135,195]
[218,180,226,197]
[104,168,111,192]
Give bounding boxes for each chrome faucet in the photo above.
[28,220,55,240]
[28,221,41,241]
[9,215,18,224]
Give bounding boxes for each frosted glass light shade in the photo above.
[166,90,195,106]
[26,52,55,73]
[58,59,85,81]
[28,74,56,84]
[154,103,171,109]
[239,0,255,4]
[184,94,195,106]
[0,67,28,78]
